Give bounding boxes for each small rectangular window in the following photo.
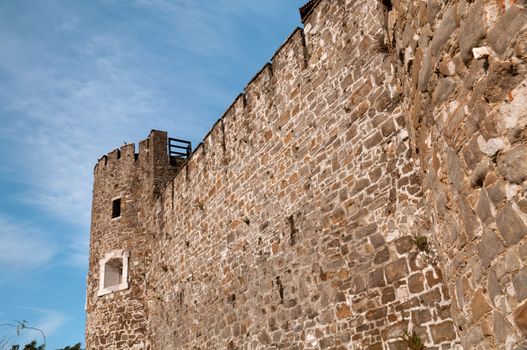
[112,198,121,218]
[104,258,123,288]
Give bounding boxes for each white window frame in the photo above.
[98,249,130,296]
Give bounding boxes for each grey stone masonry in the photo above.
[86,0,527,349]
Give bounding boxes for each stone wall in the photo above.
[141,1,458,349]
[385,0,527,348]
[86,0,527,349]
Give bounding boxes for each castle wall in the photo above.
[86,0,527,349]
[387,1,527,348]
[142,1,458,348]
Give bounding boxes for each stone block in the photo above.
[513,268,527,302]
[412,309,432,325]
[520,243,527,262]
[366,306,387,320]
[370,233,385,248]
[487,181,506,206]
[385,258,408,283]
[463,136,485,169]
[487,270,504,305]
[493,311,514,343]
[433,77,455,105]
[418,48,433,92]
[477,229,504,268]
[425,269,442,288]
[408,273,425,293]
[471,291,492,321]
[369,268,386,288]
[488,5,527,55]
[395,236,413,254]
[496,204,527,246]
[430,321,457,342]
[460,196,479,240]
[459,0,487,63]
[476,189,493,224]
[420,287,442,306]
[374,248,390,264]
[431,5,459,57]
[497,144,527,184]
[336,303,352,320]
[382,286,396,304]
[513,299,527,336]
[381,320,408,340]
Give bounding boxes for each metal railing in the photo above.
[168,138,192,159]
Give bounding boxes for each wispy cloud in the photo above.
[0,215,56,272]
[31,308,68,338]
[0,0,304,272]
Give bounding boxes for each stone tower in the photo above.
[85,130,186,349]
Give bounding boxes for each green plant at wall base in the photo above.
[402,330,424,350]
[412,236,429,252]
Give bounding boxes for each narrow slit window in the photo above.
[112,198,121,218]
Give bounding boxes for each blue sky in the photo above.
[0,1,306,347]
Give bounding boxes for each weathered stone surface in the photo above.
[369,268,386,288]
[471,291,492,321]
[471,160,489,187]
[461,326,484,349]
[426,0,441,26]
[514,300,527,336]
[519,199,527,214]
[418,49,433,92]
[374,247,390,264]
[487,270,503,305]
[394,236,413,254]
[488,5,527,55]
[459,0,487,63]
[431,5,459,57]
[447,147,464,192]
[463,136,485,169]
[476,189,492,223]
[493,311,515,344]
[487,180,506,206]
[520,244,527,262]
[408,273,425,293]
[86,1,527,348]
[385,258,408,283]
[513,268,527,302]
[430,321,457,342]
[433,77,455,105]
[496,204,527,246]
[477,229,504,268]
[336,303,352,320]
[497,144,527,184]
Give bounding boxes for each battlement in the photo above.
[93,130,189,174]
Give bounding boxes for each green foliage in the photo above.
[402,330,424,350]
[57,343,82,350]
[412,236,429,252]
[9,341,83,350]
[10,340,45,350]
